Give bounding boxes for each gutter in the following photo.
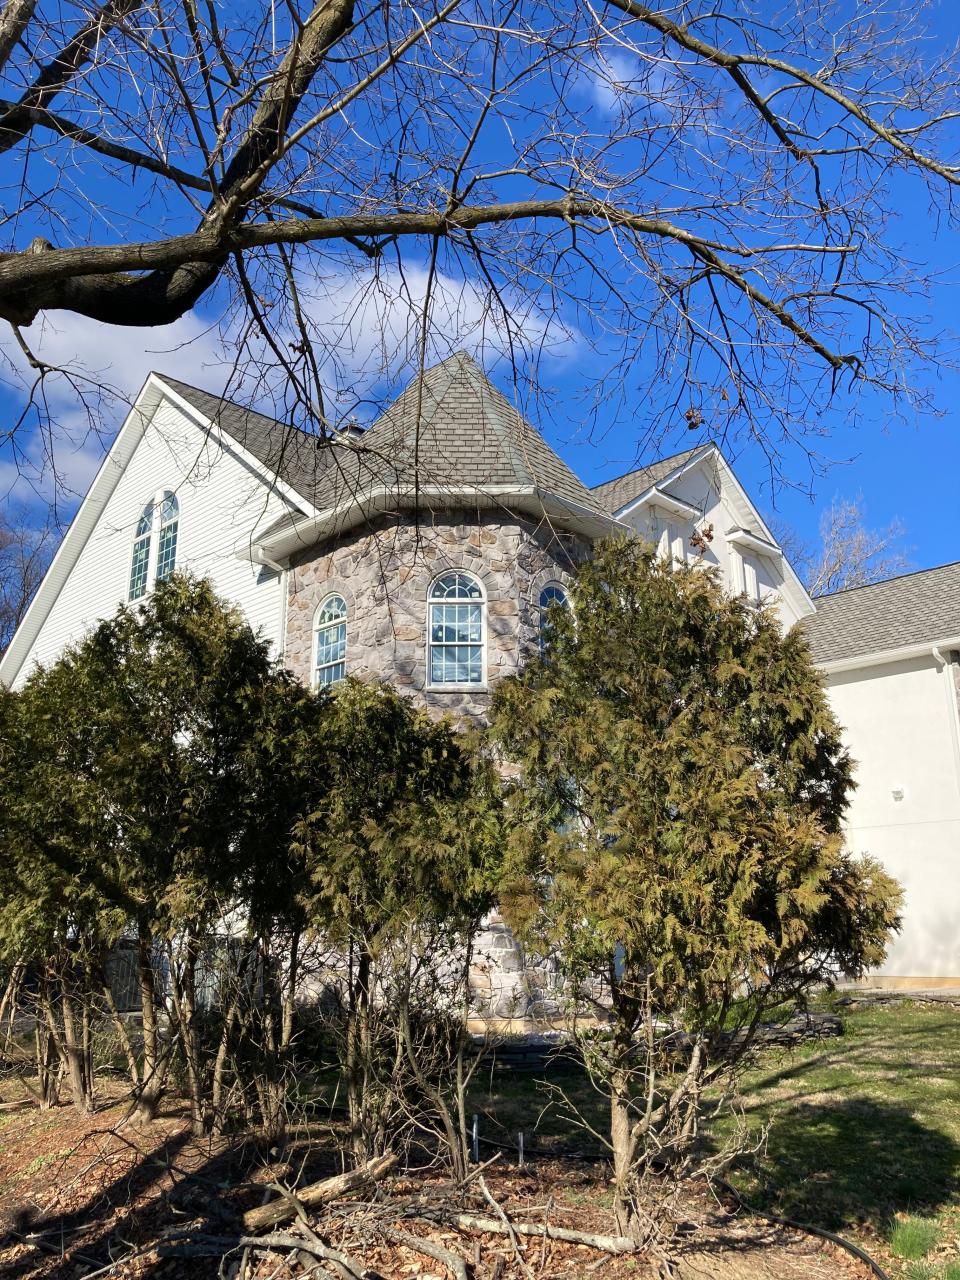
[819,635,960,675]
[239,484,623,566]
[726,526,783,559]
[622,485,701,520]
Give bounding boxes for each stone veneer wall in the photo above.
[284,507,589,720]
[284,507,590,1021]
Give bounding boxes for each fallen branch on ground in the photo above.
[242,1151,398,1232]
[381,1226,470,1280]
[477,1174,533,1280]
[158,1230,364,1273]
[445,1212,637,1255]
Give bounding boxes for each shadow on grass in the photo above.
[737,1096,960,1231]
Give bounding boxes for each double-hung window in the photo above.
[314,594,348,687]
[428,571,485,686]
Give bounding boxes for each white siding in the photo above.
[617,460,808,629]
[826,656,960,978]
[11,396,298,688]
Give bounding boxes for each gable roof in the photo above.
[0,372,312,690]
[590,446,705,515]
[158,375,329,507]
[803,561,960,666]
[253,352,616,553]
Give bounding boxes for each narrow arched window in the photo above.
[129,489,180,601]
[315,594,348,687]
[155,491,179,582]
[128,501,154,601]
[428,571,485,686]
[539,582,569,646]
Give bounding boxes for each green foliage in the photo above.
[492,538,902,1026]
[0,574,314,955]
[490,539,903,1226]
[295,678,506,946]
[891,1218,942,1261]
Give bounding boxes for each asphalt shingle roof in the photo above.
[802,561,960,663]
[589,446,705,514]
[317,352,610,512]
[157,375,330,504]
[162,357,610,532]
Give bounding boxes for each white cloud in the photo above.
[0,260,575,510]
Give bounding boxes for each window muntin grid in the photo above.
[315,594,347,687]
[428,572,485,686]
[128,501,154,600]
[155,491,179,582]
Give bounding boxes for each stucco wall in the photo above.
[284,509,589,719]
[825,654,960,979]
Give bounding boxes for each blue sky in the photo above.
[0,0,957,572]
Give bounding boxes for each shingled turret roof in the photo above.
[245,352,616,551]
[314,351,609,514]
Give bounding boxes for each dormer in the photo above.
[590,445,814,628]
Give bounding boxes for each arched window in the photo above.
[314,594,348,687]
[539,582,569,641]
[128,489,180,601]
[428,571,485,686]
[128,501,154,600]
[155,491,179,582]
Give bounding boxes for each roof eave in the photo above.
[0,375,167,688]
[817,634,960,675]
[244,484,620,564]
[151,374,320,517]
[610,445,715,520]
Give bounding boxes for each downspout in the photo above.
[932,646,960,790]
[278,566,289,667]
[248,544,289,663]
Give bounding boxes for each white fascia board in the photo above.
[710,454,815,620]
[819,635,960,676]
[612,446,715,521]
[149,374,319,519]
[726,527,783,558]
[245,484,621,564]
[0,378,164,688]
[623,487,701,521]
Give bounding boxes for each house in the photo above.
[803,566,960,987]
[2,352,957,990]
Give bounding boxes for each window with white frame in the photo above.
[128,489,179,601]
[155,492,179,581]
[314,594,348,687]
[428,571,485,686]
[539,582,569,650]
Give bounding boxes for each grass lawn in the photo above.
[468,997,960,1278]
[727,997,960,1277]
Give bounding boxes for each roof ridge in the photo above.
[361,354,465,451]
[456,356,529,488]
[815,557,960,603]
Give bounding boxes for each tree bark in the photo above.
[136,923,164,1123]
[241,1150,397,1232]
